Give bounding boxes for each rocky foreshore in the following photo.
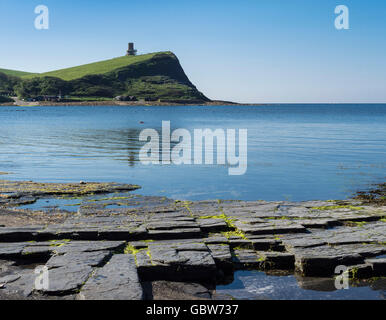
[0,179,385,300]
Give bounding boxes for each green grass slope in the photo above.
[24,52,165,81]
[0,68,36,77]
[3,51,209,102]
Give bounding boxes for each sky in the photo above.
[0,0,385,103]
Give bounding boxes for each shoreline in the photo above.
[0,179,385,300]
[0,99,256,107]
[1,101,385,107]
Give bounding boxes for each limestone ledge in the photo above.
[0,180,385,300]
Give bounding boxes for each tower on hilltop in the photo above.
[126,43,137,56]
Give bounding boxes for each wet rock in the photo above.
[282,222,386,250]
[231,249,261,269]
[78,255,143,300]
[46,250,111,268]
[203,236,229,244]
[197,218,228,232]
[251,239,284,251]
[145,220,198,230]
[52,241,126,254]
[0,243,28,258]
[1,179,386,298]
[228,239,253,249]
[365,258,386,276]
[135,250,153,270]
[346,264,374,279]
[294,244,386,276]
[300,201,338,208]
[40,225,100,240]
[37,265,93,295]
[0,260,15,272]
[144,281,212,300]
[0,227,43,242]
[207,244,233,272]
[148,228,202,240]
[1,270,36,297]
[0,274,21,284]
[234,221,307,236]
[294,275,337,292]
[0,180,140,198]
[296,219,339,228]
[22,242,55,258]
[136,243,216,282]
[97,225,148,240]
[256,251,295,270]
[0,196,36,206]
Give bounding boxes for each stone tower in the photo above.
[126,43,137,56]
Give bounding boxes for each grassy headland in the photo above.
[0,52,209,103]
[22,53,161,81]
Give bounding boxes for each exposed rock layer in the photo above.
[0,180,385,299]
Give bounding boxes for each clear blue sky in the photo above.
[1,0,385,103]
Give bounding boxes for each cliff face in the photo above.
[70,52,209,102]
[114,52,194,85]
[0,52,210,103]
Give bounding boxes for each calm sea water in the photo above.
[0,104,385,201]
[216,271,385,300]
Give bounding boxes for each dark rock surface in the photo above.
[0,179,385,299]
[78,255,143,300]
[143,281,213,300]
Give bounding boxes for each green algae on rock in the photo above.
[0,180,140,198]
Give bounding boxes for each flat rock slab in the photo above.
[232,249,261,269]
[135,242,217,282]
[197,219,228,232]
[147,228,202,240]
[0,274,21,284]
[207,244,233,271]
[78,254,143,300]
[0,227,43,242]
[52,241,126,254]
[294,243,386,276]
[346,264,374,279]
[256,251,295,270]
[37,265,93,295]
[251,239,284,251]
[46,250,111,268]
[234,221,308,236]
[0,180,140,199]
[365,258,386,276]
[0,243,29,258]
[145,281,212,300]
[1,270,36,297]
[22,242,55,257]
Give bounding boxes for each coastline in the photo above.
[0,178,385,300]
[0,100,260,107]
[2,101,385,107]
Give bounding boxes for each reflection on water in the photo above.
[0,104,385,201]
[20,191,174,213]
[216,271,386,300]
